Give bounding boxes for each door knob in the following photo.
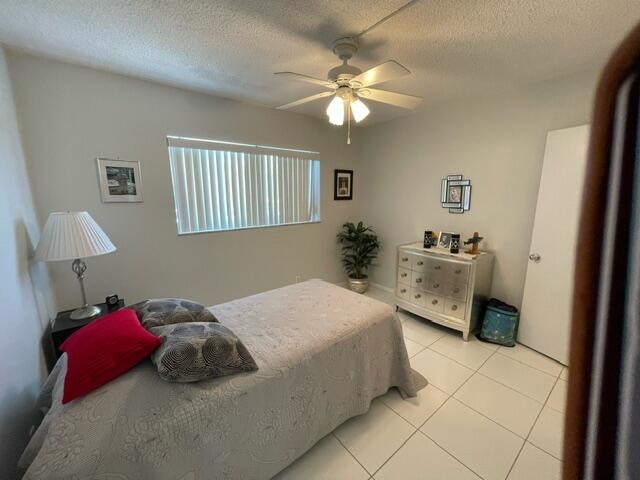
[529,253,541,262]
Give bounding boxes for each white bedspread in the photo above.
[20,279,426,479]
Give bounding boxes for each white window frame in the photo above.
[167,136,321,235]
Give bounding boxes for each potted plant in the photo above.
[337,221,380,293]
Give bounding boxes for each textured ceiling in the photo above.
[0,1,638,124]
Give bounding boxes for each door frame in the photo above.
[565,21,640,480]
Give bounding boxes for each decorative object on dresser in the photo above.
[51,298,124,360]
[337,221,380,293]
[396,242,494,340]
[441,174,472,213]
[423,230,434,248]
[96,157,143,203]
[450,233,461,254]
[437,231,453,249]
[35,212,116,320]
[464,231,484,255]
[334,169,353,200]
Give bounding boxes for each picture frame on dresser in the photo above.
[437,231,453,249]
[395,241,494,341]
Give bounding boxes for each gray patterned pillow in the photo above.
[148,322,258,382]
[129,298,218,328]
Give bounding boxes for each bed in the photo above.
[20,279,426,479]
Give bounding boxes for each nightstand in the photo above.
[51,300,124,360]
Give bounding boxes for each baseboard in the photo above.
[370,282,394,293]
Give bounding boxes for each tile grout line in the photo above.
[370,343,484,479]
[503,374,564,478]
[425,343,494,371]
[419,430,486,480]
[493,350,563,378]
[334,399,417,477]
[369,429,421,477]
[473,370,550,404]
[418,348,538,479]
[331,431,372,476]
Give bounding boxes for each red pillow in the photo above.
[60,308,161,404]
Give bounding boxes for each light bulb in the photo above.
[350,98,370,123]
[326,96,344,126]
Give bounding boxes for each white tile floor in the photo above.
[274,287,566,480]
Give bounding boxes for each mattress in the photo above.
[20,279,426,479]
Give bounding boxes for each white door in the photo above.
[519,125,590,365]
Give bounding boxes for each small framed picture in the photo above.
[97,158,143,203]
[438,231,454,249]
[334,169,353,200]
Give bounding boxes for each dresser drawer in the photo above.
[444,298,466,321]
[446,283,468,301]
[411,255,428,272]
[397,267,411,285]
[448,262,470,282]
[425,276,445,295]
[410,288,427,307]
[424,293,445,313]
[398,252,412,269]
[396,284,411,300]
[411,271,427,290]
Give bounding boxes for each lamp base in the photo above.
[70,304,102,321]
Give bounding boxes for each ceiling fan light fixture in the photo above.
[350,98,370,123]
[326,96,344,126]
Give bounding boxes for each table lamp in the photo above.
[34,211,116,320]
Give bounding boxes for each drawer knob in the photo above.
[402,257,409,262]
[433,283,440,288]
[401,273,407,277]
[400,288,406,293]
[416,278,423,283]
[417,261,424,265]
[454,287,460,293]
[434,265,441,270]
[451,304,458,311]
[431,299,438,305]
[455,269,462,274]
[414,294,422,299]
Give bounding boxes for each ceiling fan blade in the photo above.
[274,72,335,89]
[276,91,334,110]
[357,88,423,109]
[351,60,410,88]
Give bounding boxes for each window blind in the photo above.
[167,136,321,234]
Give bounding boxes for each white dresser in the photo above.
[395,242,494,340]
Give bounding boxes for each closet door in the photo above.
[519,125,590,364]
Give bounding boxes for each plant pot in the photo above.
[347,275,369,294]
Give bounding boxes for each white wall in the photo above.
[0,47,56,479]
[359,72,598,307]
[8,51,361,310]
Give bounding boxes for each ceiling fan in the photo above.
[275,36,422,142]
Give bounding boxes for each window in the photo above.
[167,136,321,234]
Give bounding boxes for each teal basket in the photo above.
[478,305,520,347]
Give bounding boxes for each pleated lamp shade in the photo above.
[34,212,116,262]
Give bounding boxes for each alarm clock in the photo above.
[105,294,121,312]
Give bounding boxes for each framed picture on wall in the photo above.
[96,158,143,203]
[334,169,353,200]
